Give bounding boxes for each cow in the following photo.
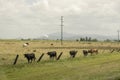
[69,50,78,58]
[24,53,36,63]
[33,49,37,52]
[23,43,29,47]
[88,49,98,55]
[47,51,57,60]
[51,43,53,46]
[83,50,88,56]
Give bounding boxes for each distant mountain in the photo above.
[39,32,117,41]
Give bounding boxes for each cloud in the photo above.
[0,0,120,39]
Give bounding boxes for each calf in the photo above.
[24,53,36,63]
[69,50,78,58]
[47,51,57,59]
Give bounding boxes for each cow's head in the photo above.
[24,54,27,57]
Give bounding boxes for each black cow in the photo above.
[69,50,78,58]
[24,53,36,63]
[83,50,88,56]
[47,51,57,59]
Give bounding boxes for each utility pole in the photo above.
[118,30,120,42]
[61,16,64,45]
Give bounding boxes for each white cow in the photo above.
[23,43,29,47]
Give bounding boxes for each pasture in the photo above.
[0,40,120,80]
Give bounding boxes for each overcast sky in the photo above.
[0,0,120,39]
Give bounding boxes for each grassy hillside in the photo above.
[0,40,120,80]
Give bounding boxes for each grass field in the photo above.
[0,40,120,80]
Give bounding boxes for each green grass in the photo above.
[1,53,120,80]
[1,40,120,80]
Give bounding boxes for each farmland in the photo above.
[0,40,120,80]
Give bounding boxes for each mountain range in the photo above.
[40,32,117,41]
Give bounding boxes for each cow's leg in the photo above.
[31,59,33,63]
[91,52,93,56]
[55,55,57,60]
[28,59,30,63]
[50,56,53,60]
[96,51,98,55]
[70,55,72,58]
[85,52,88,56]
[73,54,76,58]
[83,53,86,56]
[34,57,36,61]
[85,53,87,56]
[70,55,74,58]
[52,56,54,60]
[50,56,52,60]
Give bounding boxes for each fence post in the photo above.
[110,49,115,53]
[37,53,44,62]
[13,54,19,65]
[57,52,63,60]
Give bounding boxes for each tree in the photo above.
[88,37,91,41]
[92,39,98,42]
[85,36,88,41]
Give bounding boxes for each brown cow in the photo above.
[88,49,98,55]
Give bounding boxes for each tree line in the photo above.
[76,37,98,42]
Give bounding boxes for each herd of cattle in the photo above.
[24,49,98,63]
[11,42,119,64]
